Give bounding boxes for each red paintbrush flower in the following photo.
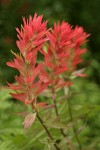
[39,21,90,91]
[41,22,90,81]
[6,13,49,108]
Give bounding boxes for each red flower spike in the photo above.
[6,14,49,108]
[40,21,90,91]
[16,13,48,57]
[45,23,89,71]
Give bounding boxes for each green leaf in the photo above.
[44,120,72,129]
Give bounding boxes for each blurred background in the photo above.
[0,0,100,85]
[0,0,100,150]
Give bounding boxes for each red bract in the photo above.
[16,13,48,59]
[41,22,72,74]
[6,14,49,107]
[41,22,90,79]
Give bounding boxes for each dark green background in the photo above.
[0,0,100,85]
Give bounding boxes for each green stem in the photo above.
[67,88,82,150]
[52,88,71,150]
[52,91,66,137]
[36,113,60,150]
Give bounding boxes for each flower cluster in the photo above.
[7,13,89,109]
[7,14,49,107]
[40,22,90,90]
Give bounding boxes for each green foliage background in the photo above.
[0,0,100,150]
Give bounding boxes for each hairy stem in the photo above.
[36,113,60,150]
[52,89,66,137]
[67,88,82,150]
[52,88,71,150]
